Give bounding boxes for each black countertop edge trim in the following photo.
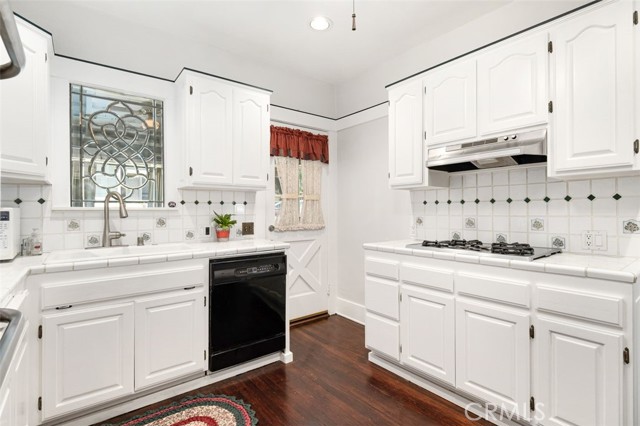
[178,67,272,93]
[385,0,602,89]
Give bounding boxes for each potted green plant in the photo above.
[212,211,237,242]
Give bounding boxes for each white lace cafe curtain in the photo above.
[271,125,327,232]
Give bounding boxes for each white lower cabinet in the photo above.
[41,303,135,419]
[536,317,624,426]
[455,298,531,419]
[365,312,400,362]
[0,320,30,426]
[134,289,205,390]
[400,285,455,385]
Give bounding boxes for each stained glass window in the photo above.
[70,84,164,207]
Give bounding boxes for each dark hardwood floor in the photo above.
[100,315,490,425]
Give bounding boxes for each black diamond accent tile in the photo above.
[447,200,452,205]
[613,193,622,200]
[232,201,237,205]
[544,196,551,203]
[243,201,248,205]
[180,200,185,205]
[506,198,513,203]
[220,201,225,205]
[423,201,427,205]
[435,200,440,205]
[490,198,495,204]
[587,194,596,201]
[207,200,212,205]
[460,199,465,205]
[194,200,199,205]
[475,199,480,204]
[524,197,531,203]
[14,198,22,205]
[37,198,45,204]
[564,195,572,202]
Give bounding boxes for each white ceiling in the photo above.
[12,0,514,84]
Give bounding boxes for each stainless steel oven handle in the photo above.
[0,309,24,387]
[0,0,26,80]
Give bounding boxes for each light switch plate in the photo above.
[582,230,608,250]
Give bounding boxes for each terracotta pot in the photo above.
[215,228,230,241]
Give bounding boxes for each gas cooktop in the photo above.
[406,239,561,262]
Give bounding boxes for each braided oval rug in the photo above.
[102,394,258,426]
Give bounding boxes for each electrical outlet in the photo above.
[242,222,254,236]
[582,230,608,250]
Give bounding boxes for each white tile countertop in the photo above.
[0,239,289,308]
[363,239,640,284]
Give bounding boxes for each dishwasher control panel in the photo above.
[235,264,280,277]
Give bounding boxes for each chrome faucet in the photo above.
[102,191,128,247]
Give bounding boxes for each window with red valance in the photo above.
[270,125,329,164]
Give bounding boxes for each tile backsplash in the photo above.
[411,166,640,257]
[0,184,256,252]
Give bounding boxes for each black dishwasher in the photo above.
[209,253,286,371]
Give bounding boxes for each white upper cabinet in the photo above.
[183,74,234,187]
[424,60,477,146]
[232,88,269,188]
[477,31,549,136]
[178,71,270,189]
[549,0,637,177]
[388,80,448,189]
[0,20,51,183]
[388,80,424,187]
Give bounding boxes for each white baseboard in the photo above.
[336,297,365,324]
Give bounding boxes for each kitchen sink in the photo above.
[44,243,194,264]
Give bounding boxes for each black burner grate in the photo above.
[491,242,535,256]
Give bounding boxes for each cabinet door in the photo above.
[551,1,636,174]
[365,312,400,361]
[42,303,134,420]
[424,60,476,145]
[456,299,530,419]
[0,21,49,181]
[134,289,205,390]
[232,88,269,188]
[401,286,455,385]
[477,31,549,136]
[388,80,423,187]
[536,317,623,426]
[186,76,233,186]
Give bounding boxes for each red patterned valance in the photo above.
[270,125,329,164]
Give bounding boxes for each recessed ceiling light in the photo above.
[310,16,332,31]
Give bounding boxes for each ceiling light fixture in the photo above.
[310,16,332,31]
[352,0,356,31]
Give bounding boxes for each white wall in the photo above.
[335,0,587,116]
[335,117,411,321]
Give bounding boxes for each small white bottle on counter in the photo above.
[30,228,42,255]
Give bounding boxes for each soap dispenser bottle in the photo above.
[30,228,42,255]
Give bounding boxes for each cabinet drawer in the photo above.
[365,312,400,361]
[401,263,453,293]
[365,277,399,320]
[40,261,206,309]
[457,273,530,308]
[536,285,624,327]
[365,257,399,281]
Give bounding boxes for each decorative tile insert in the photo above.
[587,194,596,201]
[86,234,101,248]
[550,235,566,249]
[452,231,461,240]
[155,217,167,228]
[530,218,545,232]
[496,233,508,243]
[14,198,22,205]
[142,232,152,242]
[464,217,476,229]
[613,194,622,200]
[185,230,196,240]
[67,219,81,232]
[37,198,46,204]
[623,219,640,234]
